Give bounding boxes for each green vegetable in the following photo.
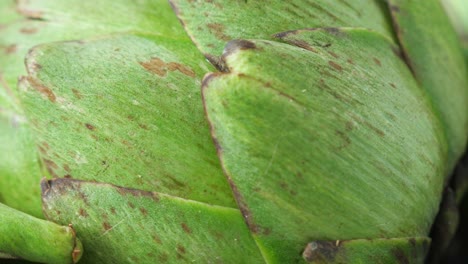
[0,0,466,263]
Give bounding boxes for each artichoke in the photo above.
[0,0,467,263]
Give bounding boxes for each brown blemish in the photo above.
[116,185,160,202]
[138,123,149,130]
[139,58,195,77]
[128,202,135,209]
[5,44,17,54]
[290,39,318,53]
[181,223,192,234]
[79,208,88,217]
[72,247,81,263]
[350,113,385,137]
[373,57,382,66]
[391,248,409,264]
[71,89,82,99]
[167,62,195,77]
[43,159,59,177]
[139,207,148,216]
[303,241,340,262]
[110,207,116,215]
[262,227,271,235]
[226,176,259,234]
[16,6,44,19]
[85,123,95,130]
[222,39,257,59]
[328,51,339,58]
[346,59,354,65]
[64,174,72,178]
[201,72,224,89]
[207,23,230,41]
[26,76,56,102]
[389,83,396,89]
[166,175,186,189]
[153,235,162,244]
[328,61,342,71]
[63,164,71,172]
[177,245,186,254]
[324,27,342,35]
[103,222,111,231]
[20,27,38,34]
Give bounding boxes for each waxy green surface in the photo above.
[170,0,396,60]
[0,0,213,216]
[0,203,82,264]
[388,0,468,171]
[42,178,264,263]
[203,28,446,263]
[20,33,235,207]
[0,0,466,263]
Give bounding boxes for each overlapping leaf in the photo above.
[202,28,446,263]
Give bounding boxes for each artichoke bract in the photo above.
[0,0,466,263]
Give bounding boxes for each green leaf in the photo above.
[0,0,190,216]
[41,178,264,263]
[203,28,446,263]
[0,202,83,264]
[19,33,236,208]
[170,0,397,64]
[388,0,468,170]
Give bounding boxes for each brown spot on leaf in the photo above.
[27,76,56,102]
[303,241,340,262]
[71,89,82,99]
[166,62,196,77]
[373,57,382,66]
[85,123,95,130]
[177,245,186,254]
[63,164,71,172]
[138,123,149,130]
[128,202,135,209]
[79,208,88,217]
[110,207,116,215]
[226,176,259,234]
[181,223,192,234]
[391,248,409,264]
[262,227,272,235]
[328,61,342,71]
[139,58,195,77]
[207,23,230,41]
[290,39,318,53]
[20,27,38,34]
[103,222,111,231]
[16,7,44,19]
[153,235,162,244]
[389,83,396,89]
[347,59,354,64]
[43,159,59,177]
[222,39,257,59]
[116,186,160,202]
[328,51,339,58]
[139,207,148,216]
[5,44,17,54]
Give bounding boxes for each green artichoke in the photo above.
[0,0,467,263]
